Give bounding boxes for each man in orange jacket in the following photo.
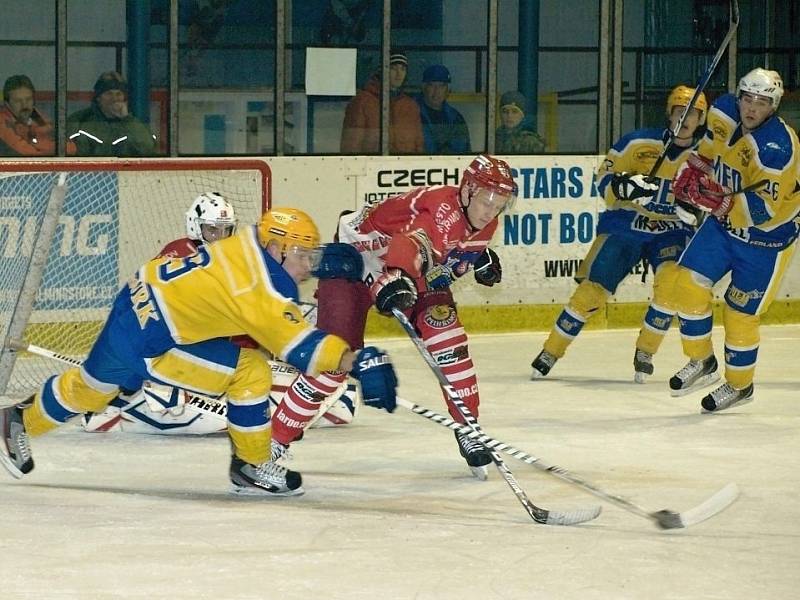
[340,51,424,154]
[0,75,74,156]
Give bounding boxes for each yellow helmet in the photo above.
[667,85,708,124]
[257,207,320,254]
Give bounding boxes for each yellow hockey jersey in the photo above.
[596,127,695,236]
[699,93,800,248]
[127,225,349,375]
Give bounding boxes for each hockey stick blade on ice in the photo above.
[391,309,600,526]
[648,0,740,179]
[396,397,738,530]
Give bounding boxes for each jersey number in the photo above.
[157,245,211,282]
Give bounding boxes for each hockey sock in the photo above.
[636,302,675,354]
[543,280,608,358]
[271,371,347,444]
[723,307,759,389]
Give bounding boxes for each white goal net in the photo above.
[0,158,270,401]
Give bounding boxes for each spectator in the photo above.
[416,64,471,154]
[0,75,73,156]
[340,51,423,154]
[66,71,156,157]
[495,90,546,154]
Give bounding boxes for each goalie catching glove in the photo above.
[473,248,502,286]
[371,269,417,314]
[672,153,733,217]
[350,347,397,413]
[610,173,659,204]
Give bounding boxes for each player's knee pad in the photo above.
[228,348,272,402]
[25,367,119,436]
[650,261,681,307]
[670,266,712,316]
[568,280,609,320]
[723,305,760,348]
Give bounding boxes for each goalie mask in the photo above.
[186,192,237,243]
[459,154,518,230]
[737,68,784,108]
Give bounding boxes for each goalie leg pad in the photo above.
[543,280,609,358]
[271,371,348,444]
[414,301,480,422]
[723,306,760,389]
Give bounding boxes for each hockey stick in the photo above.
[6,339,344,428]
[391,308,600,526]
[648,0,740,179]
[702,178,768,197]
[396,397,739,530]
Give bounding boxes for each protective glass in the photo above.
[199,222,235,242]
[472,186,517,214]
[286,244,324,269]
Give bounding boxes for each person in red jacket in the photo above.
[271,154,517,481]
[0,75,75,156]
[340,51,424,154]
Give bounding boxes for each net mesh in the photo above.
[0,159,269,400]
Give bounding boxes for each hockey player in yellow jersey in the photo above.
[664,68,800,412]
[530,85,707,381]
[0,208,399,495]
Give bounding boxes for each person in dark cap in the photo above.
[0,75,75,156]
[495,90,546,154]
[341,51,424,154]
[66,71,156,157]
[415,64,471,154]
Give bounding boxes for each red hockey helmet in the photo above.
[459,154,518,214]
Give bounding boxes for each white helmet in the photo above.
[737,68,784,108]
[185,192,237,242]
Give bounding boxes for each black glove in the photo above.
[473,248,502,287]
[350,346,397,413]
[610,173,659,203]
[371,269,417,314]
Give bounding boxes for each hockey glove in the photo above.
[674,200,705,227]
[473,248,502,287]
[350,346,397,413]
[312,243,364,282]
[673,154,732,217]
[610,173,659,204]
[371,269,417,314]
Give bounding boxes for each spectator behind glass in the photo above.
[0,75,75,156]
[415,64,471,154]
[66,71,156,157]
[495,90,546,154]
[340,51,424,154]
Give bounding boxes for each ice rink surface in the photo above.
[1,324,798,600]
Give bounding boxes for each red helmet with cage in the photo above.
[459,154,518,213]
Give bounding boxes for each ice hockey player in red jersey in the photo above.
[270,154,517,480]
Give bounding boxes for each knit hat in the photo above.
[500,90,526,113]
[390,51,408,67]
[423,64,451,83]
[93,71,128,99]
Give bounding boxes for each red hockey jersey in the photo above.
[339,185,498,290]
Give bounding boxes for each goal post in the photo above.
[0,158,271,401]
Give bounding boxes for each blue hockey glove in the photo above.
[473,248,502,287]
[425,264,455,290]
[350,347,397,413]
[312,243,364,282]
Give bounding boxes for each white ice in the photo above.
[1,324,799,600]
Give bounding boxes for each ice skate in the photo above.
[531,349,558,379]
[270,438,293,464]
[669,355,719,397]
[701,383,754,413]
[454,430,491,480]
[0,399,34,479]
[229,456,303,497]
[633,349,654,384]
